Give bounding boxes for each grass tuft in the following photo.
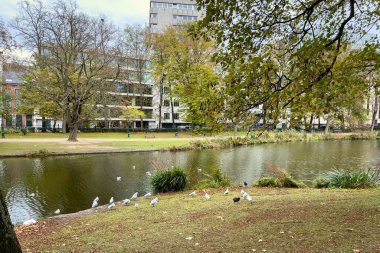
[195,167,232,189]
[324,168,380,188]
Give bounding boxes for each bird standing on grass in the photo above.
[108,202,115,209]
[122,199,131,205]
[92,199,98,208]
[224,188,229,195]
[131,192,138,200]
[109,197,114,204]
[203,190,211,200]
[116,177,121,181]
[244,181,248,187]
[54,209,60,215]
[143,192,152,198]
[189,190,196,197]
[233,197,240,203]
[150,197,159,206]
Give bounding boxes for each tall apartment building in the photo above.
[149,0,203,31]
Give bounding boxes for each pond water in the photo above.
[1,140,379,224]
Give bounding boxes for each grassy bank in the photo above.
[16,187,380,252]
[1,130,378,157]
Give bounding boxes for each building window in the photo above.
[163,86,170,94]
[15,89,20,96]
[164,100,170,107]
[16,100,21,108]
[152,2,198,10]
[5,88,11,95]
[173,113,179,120]
[173,15,198,21]
[150,13,157,18]
[150,23,158,28]
[164,113,170,120]
[173,100,179,107]
[6,100,12,108]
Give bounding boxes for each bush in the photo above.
[151,166,188,193]
[325,168,380,189]
[313,177,330,188]
[195,167,231,189]
[253,177,282,187]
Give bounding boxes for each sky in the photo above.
[0,0,150,28]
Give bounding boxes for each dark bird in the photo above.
[233,197,240,203]
[243,181,248,187]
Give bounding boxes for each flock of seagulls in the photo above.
[26,165,253,225]
[189,187,253,204]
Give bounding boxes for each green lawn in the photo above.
[16,187,380,252]
[4,132,196,139]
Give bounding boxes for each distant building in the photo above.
[1,71,27,128]
[149,0,204,31]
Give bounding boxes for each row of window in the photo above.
[3,99,21,108]
[164,113,179,120]
[151,2,199,11]
[3,88,20,95]
[163,100,179,107]
[173,15,198,21]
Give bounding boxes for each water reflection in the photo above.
[1,140,379,224]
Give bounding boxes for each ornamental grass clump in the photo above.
[151,166,188,193]
[195,167,232,189]
[254,162,306,188]
[325,168,380,189]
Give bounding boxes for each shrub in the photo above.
[325,168,380,189]
[195,167,231,189]
[258,162,306,188]
[253,177,281,187]
[151,166,188,193]
[313,177,330,188]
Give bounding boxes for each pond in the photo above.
[1,139,379,224]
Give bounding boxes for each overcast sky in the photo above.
[0,0,150,28]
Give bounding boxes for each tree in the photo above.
[14,1,121,141]
[121,107,145,132]
[121,25,151,130]
[151,26,221,129]
[0,19,22,253]
[194,0,380,124]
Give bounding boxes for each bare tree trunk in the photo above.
[309,115,314,131]
[370,93,379,131]
[325,115,333,134]
[170,98,175,129]
[158,84,163,129]
[0,191,22,253]
[68,122,78,142]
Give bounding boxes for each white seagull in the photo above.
[54,209,60,215]
[131,192,138,200]
[203,190,211,200]
[150,197,159,206]
[23,219,37,225]
[29,193,35,197]
[92,199,98,208]
[245,194,253,203]
[122,198,131,205]
[132,165,136,170]
[146,171,152,176]
[189,190,196,197]
[116,177,121,181]
[108,202,115,209]
[109,197,114,204]
[224,188,229,195]
[143,192,151,198]
[240,190,246,195]
[134,203,139,208]
[94,196,99,202]
[242,192,248,199]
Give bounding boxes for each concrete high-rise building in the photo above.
[149,0,204,31]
